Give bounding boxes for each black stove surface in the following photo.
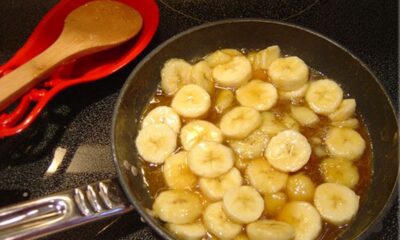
[0,0,398,239]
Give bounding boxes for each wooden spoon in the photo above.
[0,0,142,112]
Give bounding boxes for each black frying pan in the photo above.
[0,19,398,240]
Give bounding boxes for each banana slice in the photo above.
[234,233,250,240]
[277,201,322,240]
[180,120,223,150]
[260,112,287,137]
[163,151,198,190]
[166,221,206,240]
[305,79,343,115]
[247,52,256,65]
[246,220,295,240]
[215,89,235,114]
[220,106,262,139]
[325,127,366,160]
[250,45,281,71]
[161,58,192,95]
[199,167,243,201]
[142,106,181,133]
[279,83,309,101]
[222,48,243,56]
[191,61,215,94]
[213,56,252,88]
[263,192,287,217]
[205,50,231,67]
[153,189,202,224]
[290,106,319,127]
[320,157,359,189]
[313,145,329,158]
[281,113,300,131]
[229,129,269,159]
[222,186,264,224]
[135,123,177,164]
[235,157,253,172]
[265,130,311,172]
[331,118,359,129]
[188,141,234,178]
[171,84,211,118]
[286,173,316,202]
[328,99,356,121]
[245,158,288,194]
[314,183,360,226]
[236,80,278,111]
[268,56,309,91]
[203,202,243,239]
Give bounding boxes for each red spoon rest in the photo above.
[0,0,159,138]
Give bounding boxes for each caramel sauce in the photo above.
[139,60,372,240]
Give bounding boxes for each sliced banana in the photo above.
[163,151,198,190]
[203,202,242,239]
[236,80,278,111]
[235,157,253,172]
[268,56,309,91]
[199,167,243,201]
[222,186,264,224]
[313,145,329,158]
[263,192,287,217]
[314,183,360,226]
[161,58,192,95]
[191,60,214,94]
[246,220,295,240]
[234,233,250,240]
[250,45,281,71]
[290,106,319,127]
[180,120,223,150]
[221,48,243,56]
[153,189,202,224]
[229,129,269,159]
[265,130,311,172]
[325,127,366,160]
[142,106,181,133]
[277,201,322,240]
[215,89,235,114]
[171,84,211,118]
[220,106,262,139]
[205,49,233,67]
[260,111,287,137]
[279,83,309,101]
[305,79,343,115]
[245,158,288,194]
[188,141,234,178]
[331,118,359,129]
[213,56,252,88]
[135,123,177,164]
[247,52,256,66]
[320,157,359,189]
[281,113,300,131]
[166,221,206,240]
[286,173,316,202]
[328,99,356,121]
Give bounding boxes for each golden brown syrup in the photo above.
[139,64,372,240]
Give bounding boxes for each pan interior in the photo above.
[112,20,398,240]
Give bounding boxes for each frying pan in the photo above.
[0,20,398,240]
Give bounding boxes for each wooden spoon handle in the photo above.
[0,39,77,112]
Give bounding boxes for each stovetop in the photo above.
[0,0,398,239]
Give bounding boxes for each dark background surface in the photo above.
[0,0,398,239]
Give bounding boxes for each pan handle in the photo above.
[0,178,133,240]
